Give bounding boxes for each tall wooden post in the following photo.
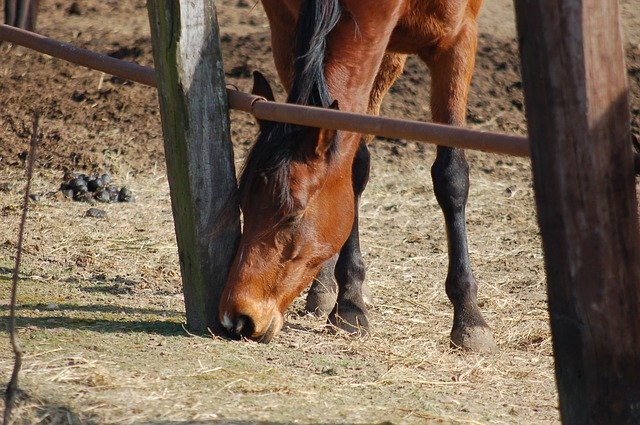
[146,1,240,332]
[514,0,640,423]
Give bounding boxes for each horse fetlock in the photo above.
[445,272,479,305]
[451,298,488,329]
[335,257,366,286]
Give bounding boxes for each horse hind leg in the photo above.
[422,24,498,352]
[305,52,407,316]
[365,53,408,128]
[4,0,38,30]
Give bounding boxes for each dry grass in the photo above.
[0,0,577,423]
[0,142,558,424]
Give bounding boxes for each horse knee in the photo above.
[431,148,469,212]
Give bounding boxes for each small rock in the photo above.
[505,185,519,197]
[87,177,103,192]
[74,192,94,204]
[95,189,111,203]
[118,187,133,202]
[108,187,120,202]
[45,303,59,310]
[75,184,89,195]
[61,189,74,198]
[69,177,87,189]
[101,173,111,185]
[29,194,41,202]
[85,208,107,219]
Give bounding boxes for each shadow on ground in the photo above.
[0,389,92,425]
[0,303,188,336]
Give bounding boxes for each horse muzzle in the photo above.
[220,305,284,344]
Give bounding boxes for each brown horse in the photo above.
[4,0,39,31]
[219,0,497,352]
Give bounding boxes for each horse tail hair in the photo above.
[288,0,342,107]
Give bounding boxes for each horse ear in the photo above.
[251,71,275,102]
[314,100,340,157]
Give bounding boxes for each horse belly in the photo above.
[387,0,481,55]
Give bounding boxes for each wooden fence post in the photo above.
[146,1,240,333]
[514,0,640,423]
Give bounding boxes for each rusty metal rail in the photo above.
[0,23,530,157]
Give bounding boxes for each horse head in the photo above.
[219,72,355,342]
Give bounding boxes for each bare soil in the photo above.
[0,0,638,424]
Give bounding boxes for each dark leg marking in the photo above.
[431,146,497,352]
[328,140,371,335]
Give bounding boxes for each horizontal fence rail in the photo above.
[0,24,530,157]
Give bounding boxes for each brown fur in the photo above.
[220,0,494,351]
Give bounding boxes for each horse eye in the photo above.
[282,213,303,227]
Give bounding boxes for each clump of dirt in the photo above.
[59,172,133,203]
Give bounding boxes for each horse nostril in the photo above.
[232,314,255,339]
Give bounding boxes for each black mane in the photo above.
[237,0,342,216]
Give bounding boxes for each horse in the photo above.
[4,0,39,31]
[219,0,497,352]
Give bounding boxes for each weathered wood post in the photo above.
[514,0,640,423]
[146,1,240,332]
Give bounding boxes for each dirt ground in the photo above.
[0,0,639,424]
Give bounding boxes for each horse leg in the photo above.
[24,0,39,31]
[306,52,407,316]
[422,24,498,352]
[260,0,296,91]
[305,254,338,316]
[365,52,408,125]
[5,0,38,30]
[4,0,17,27]
[328,139,371,334]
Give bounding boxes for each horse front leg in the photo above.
[422,22,498,352]
[305,52,407,316]
[328,140,371,335]
[305,255,339,316]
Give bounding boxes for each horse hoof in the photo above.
[450,325,498,353]
[305,288,337,317]
[328,304,370,336]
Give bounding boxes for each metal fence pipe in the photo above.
[1,24,530,157]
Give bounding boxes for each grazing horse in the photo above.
[220,0,497,352]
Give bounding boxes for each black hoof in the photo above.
[328,301,370,336]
